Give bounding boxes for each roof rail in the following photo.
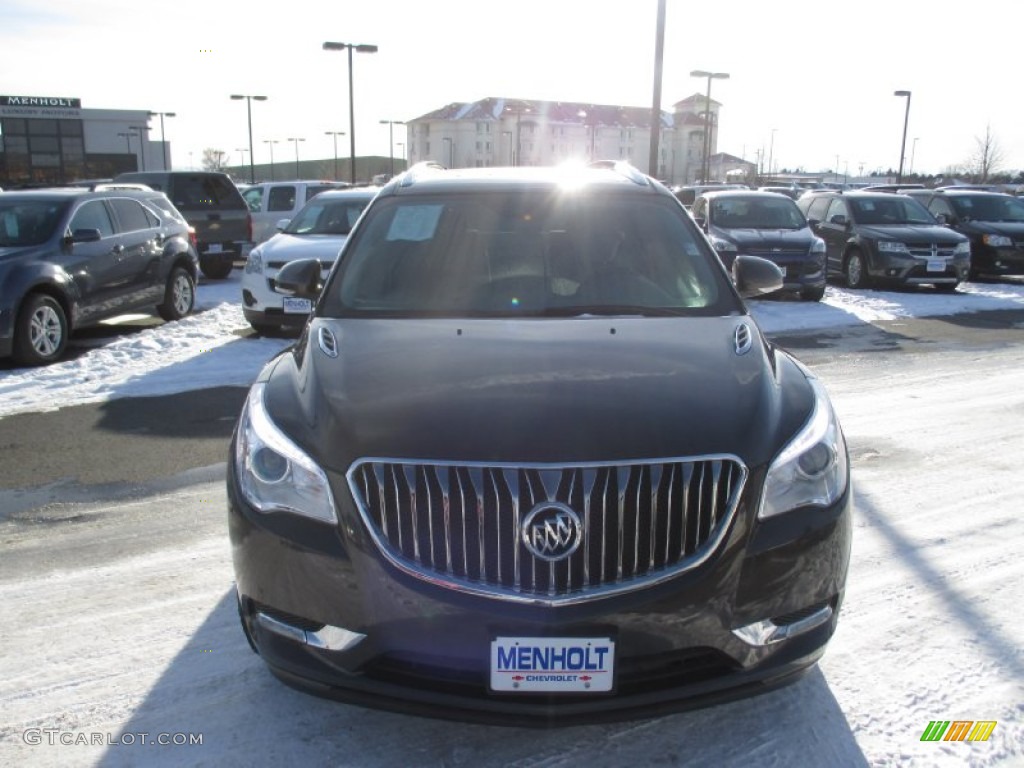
[399,161,447,188]
[587,160,650,187]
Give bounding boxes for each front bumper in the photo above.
[868,251,970,285]
[971,244,1024,277]
[228,459,852,725]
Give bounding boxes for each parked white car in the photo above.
[241,187,377,333]
[241,180,349,244]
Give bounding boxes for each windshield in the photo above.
[849,196,935,225]
[321,190,735,318]
[949,194,1024,223]
[285,197,372,235]
[0,200,68,247]
[710,196,806,229]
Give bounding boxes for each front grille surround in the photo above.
[346,456,748,606]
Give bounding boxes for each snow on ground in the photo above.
[1,274,1023,419]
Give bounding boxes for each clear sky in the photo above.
[2,0,1021,178]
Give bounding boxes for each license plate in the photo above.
[927,258,945,273]
[207,243,223,254]
[490,636,615,693]
[282,297,312,314]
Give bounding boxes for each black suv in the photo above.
[227,163,852,725]
[691,190,827,301]
[797,191,970,290]
[919,189,1024,280]
[113,171,251,279]
[0,187,198,365]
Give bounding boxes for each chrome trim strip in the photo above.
[732,604,834,647]
[255,612,367,652]
[346,454,749,607]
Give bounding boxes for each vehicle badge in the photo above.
[522,503,582,562]
[930,244,939,258]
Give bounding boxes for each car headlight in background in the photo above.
[981,234,1010,248]
[953,241,971,255]
[244,249,264,274]
[759,377,849,519]
[234,383,337,523]
[876,240,909,254]
[810,237,826,255]
[710,235,738,253]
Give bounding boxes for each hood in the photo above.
[265,316,815,473]
[855,223,966,243]
[955,220,1024,237]
[711,226,815,249]
[258,233,348,264]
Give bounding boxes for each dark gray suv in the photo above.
[798,191,970,290]
[0,187,198,365]
[227,162,852,725]
[114,171,251,279]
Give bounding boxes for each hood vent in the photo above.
[734,323,753,356]
[317,327,339,358]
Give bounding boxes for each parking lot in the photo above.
[0,275,1022,766]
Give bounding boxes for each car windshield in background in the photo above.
[711,196,806,230]
[0,200,68,247]
[950,194,1024,223]
[849,196,934,225]
[326,191,728,318]
[285,199,369,236]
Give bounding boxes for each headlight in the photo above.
[810,237,826,254]
[759,377,849,519]
[953,240,971,255]
[234,382,337,523]
[244,249,264,274]
[981,234,1011,248]
[710,235,738,252]
[877,240,909,254]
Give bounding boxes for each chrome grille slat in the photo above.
[347,456,747,605]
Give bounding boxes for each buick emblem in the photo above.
[522,503,582,562]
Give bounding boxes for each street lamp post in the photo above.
[236,148,249,173]
[287,137,305,178]
[909,137,920,177]
[379,120,404,178]
[230,94,267,184]
[130,125,150,171]
[263,139,279,181]
[767,128,778,182]
[690,70,729,183]
[323,41,379,184]
[894,90,912,184]
[325,131,345,181]
[117,131,135,153]
[149,111,176,170]
[396,142,405,164]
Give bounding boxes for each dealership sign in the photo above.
[0,96,82,118]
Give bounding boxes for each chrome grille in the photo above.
[906,244,957,258]
[346,457,747,604]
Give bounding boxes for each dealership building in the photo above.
[0,95,169,188]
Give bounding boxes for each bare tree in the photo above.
[966,124,1005,183]
[202,148,227,171]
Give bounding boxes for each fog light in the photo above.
[256,611,366,652]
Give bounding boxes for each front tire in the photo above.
[13,294,68,366]
[801,285,826,302]
[158,266,196,321]
[844,249,870,289]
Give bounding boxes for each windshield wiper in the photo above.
[542,304,686,317]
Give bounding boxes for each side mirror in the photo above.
[828,214,848,226]
[807,218,821,228]
[70,228,102,243]
[935,213,952,226]
[275,218,290,232]
[275,258,323,299]
[732,254,784,298]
